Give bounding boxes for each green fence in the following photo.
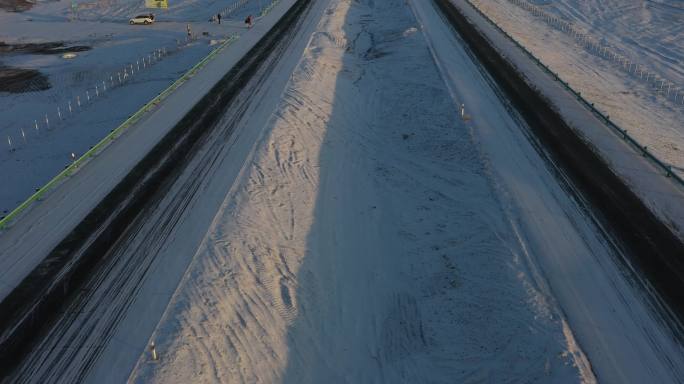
[0,34,239,230]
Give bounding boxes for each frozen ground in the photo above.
[129,0,684,382]
[0,0,262,215]
[467,0,684,178]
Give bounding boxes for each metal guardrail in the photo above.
[458,0,684,189]
[0,34,239,230]
[259,0,281,17]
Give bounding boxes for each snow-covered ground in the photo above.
[0,0,296,309]
[2,0,684,382]
[131,0,590,381]
[127,0,684,382]
[0,0,264,215]
[1,0,332,381]
[535,0,683,85]
[466,0,684,178]
[449,0,684,239]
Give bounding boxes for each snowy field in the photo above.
[0,0,266,215]
[466,0,684,178]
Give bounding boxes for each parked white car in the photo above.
[129,14,155,25]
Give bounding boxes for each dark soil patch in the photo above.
[0,0,34,12]
[0,65,50,93]
[0,41,91,55]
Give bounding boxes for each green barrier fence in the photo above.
[259,0,281,17]
[0,34,239,230]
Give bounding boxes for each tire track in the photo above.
[0,0,314,381]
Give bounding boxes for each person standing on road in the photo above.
[217,13,221,24]
[186,23,192,37]
[245,14,253,28]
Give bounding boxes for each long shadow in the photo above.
[274,0,684,380]
[277,0,408,380]
[276,0,469,381]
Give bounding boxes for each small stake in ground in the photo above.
[150,342,158,361]
[460,104,471,121]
